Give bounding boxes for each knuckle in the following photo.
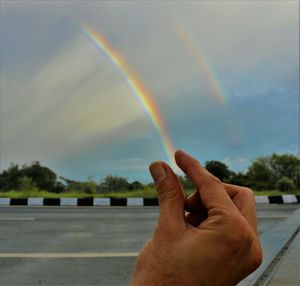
[243,187,255,199]
[209,175,222,185]
[158,187,178,206]
[200,177,222,192]
[240,187,256,205]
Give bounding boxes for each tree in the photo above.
[0,162,62,192]
[270,154,300,187]
[247,157,274,190]
[52,181,66,193]
[0,163,23,191]
[17,176,37,192]
[225,172,250,187]
[24,161,57,191]
[276,177,295,192]
[100,175,129,192]
[128,181,144,191]
[205,161,231,181]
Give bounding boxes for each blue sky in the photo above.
[0,1,299,182]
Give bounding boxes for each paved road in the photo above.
[0,205,298,286]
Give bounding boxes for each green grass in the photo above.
[254,190,300,196]
[0,188,299,199]
[0,188,158,199]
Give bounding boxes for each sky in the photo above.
[0,1,299,182]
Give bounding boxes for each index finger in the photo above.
[175,150,234,211]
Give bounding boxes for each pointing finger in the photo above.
[175,150,234,211]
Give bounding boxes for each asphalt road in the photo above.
[0,205,298,286]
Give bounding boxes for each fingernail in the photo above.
[176,149,186,155]
[150,162,166,184]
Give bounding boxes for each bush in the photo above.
[128,181,144,191]
[100,175,129,192]
[275,177,295,192]
[18,176,39,192]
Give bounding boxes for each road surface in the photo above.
[0,205,298,286]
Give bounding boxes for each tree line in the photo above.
[0,153,299,194]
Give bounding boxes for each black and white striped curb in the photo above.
[0,195,299,206]
[0,197,157,206]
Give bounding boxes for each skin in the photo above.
[130,150,263,286]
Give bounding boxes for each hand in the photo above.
[130,150,262,286]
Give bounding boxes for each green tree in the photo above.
[100,175,129,192]
[275,176,295,192]
[24,161,57,191]
[0,163,23,191]
[205,161,231,181]
[128,181,144,191]
[226,172,250,187]
[17,176,37,192]
[270,154,300,187]
[247,157,273,190]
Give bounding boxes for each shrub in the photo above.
[275,176,295,192]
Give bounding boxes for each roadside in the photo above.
[0,195,299,206]
[0,189,299,199]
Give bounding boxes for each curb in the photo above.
[238,207,300,286]
[0,195,299,206]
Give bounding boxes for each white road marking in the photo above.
[0,218,35,221]
[0,252,139,258]
[257,215,289,218]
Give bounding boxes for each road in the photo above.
[0,205,298,286]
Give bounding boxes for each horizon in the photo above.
[1,1,299,182]
[2,150,299,184]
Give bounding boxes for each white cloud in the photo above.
[224,156,251,171]
[1,1,298,178]
[1,32,149,167]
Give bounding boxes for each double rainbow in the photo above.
[175,21,227,105]
[83,25,176,166]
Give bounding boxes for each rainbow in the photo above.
[82,25,176,166]
[175,22,227,105]
[175,20,244,145]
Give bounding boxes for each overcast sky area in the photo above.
[0,1,299,182]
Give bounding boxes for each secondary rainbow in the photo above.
[82,25,176,166]
[175,21,227,105]
[175,20,244,145]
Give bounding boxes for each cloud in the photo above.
[224,156,251,172]
[1,1,298,180]
[1,31,149,168]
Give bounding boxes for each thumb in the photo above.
[149,161,185,229]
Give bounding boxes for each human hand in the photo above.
[130,150,262,286]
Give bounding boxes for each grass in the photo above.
[253,190,300,196]
[0,188,157,199]
[0,188,299,198]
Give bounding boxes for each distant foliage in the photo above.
[0,153,299,194]
[128,181,144,191]
[100,175,130,192]
[0,162,62,192]
[200,154,300,192]
[205,161,231,182]
[18,176,37,192]
[225,172,250,187]
[275,177,295,192]
[246,157,274,190]
[246,154,300,191]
